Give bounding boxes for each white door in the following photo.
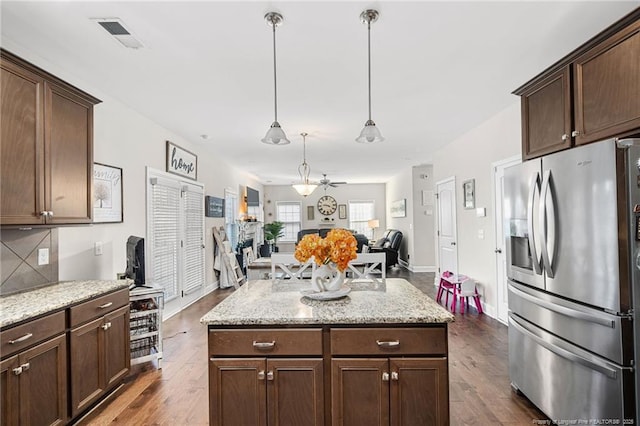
[493,156,520,325]
[436,178,458,276]
[147,170,205,319]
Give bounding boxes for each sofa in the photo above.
[296,228,369,253]
[368,229,403,268]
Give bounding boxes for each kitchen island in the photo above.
[201,278,454,426]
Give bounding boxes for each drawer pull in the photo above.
[99,302,114,309]
[252,340,276,350]
[376,339,400,348]
[267,371,274,381]
[382,372,390,382]
[8,333,33,344]
[258,370,265,380]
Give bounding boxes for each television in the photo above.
[246,186,260,206]
[125,236,146,286]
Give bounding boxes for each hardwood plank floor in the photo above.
[79,270,546,425]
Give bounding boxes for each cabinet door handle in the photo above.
[258,370,265,380]
[20,363,30,372]
[99,302,113,309]
[391,372,399,381]
[252,341,276,350]
[266,371,274,381]
[8,333,33,344]
[12,366,23,376]
[40,211,48,218]
[376,340,400,348]
[561,134,569,141]
[571,130,580,137]
[382,372,390,382]
[101,322,112,330]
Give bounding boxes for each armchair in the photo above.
[368,229,403,268]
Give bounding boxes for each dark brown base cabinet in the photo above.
[208,326,449,426]
[0,287,130,426]
[1,334,67,426]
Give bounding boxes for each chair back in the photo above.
[458,279,477,296]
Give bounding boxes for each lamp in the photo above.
[292,132,318,197]
[261,12,290,145]
[367,218,380,239]
[356,9,384,144]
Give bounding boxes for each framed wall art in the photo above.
[390,199,406,218]
[93,163,123,223]
[338,204,347,219]
[463,179,475,209]
[205,196,224,218]
[166,140,197,180]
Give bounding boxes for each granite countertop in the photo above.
[200,278,454,326]
[0,280,131,328]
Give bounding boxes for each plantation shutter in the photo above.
[149,177,181,301]
[183,184,204,294]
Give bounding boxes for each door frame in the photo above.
[435,176,458,285]
[492,155,520,325]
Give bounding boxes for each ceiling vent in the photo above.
[93,18,143,49]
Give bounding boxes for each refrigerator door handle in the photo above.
[527,172,542,275]
[509,282,615,328]
[539,170,556,278]
[509,314,617,379]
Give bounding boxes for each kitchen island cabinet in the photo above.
[201,278,454,426]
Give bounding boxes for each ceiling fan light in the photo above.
[293,183,318,197]
[261,121,291,145]
[356,120,385,143]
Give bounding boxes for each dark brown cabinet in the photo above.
[0,49,99,226]
[515,10,640,159]
[210,358,324,426]
[69,290,130,417]
[0,312,67,426]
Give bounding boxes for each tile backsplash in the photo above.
[1,228,59,295]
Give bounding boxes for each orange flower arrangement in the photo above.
[294,229,358,272]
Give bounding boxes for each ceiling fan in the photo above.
[319,174,347,190]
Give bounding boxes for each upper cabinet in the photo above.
[1,50,101,226]
[515,9,640,159]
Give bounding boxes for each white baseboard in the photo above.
[407,265,437,273]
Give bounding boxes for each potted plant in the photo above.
[263,221,285,255]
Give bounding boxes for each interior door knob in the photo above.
[450,242,456,246]
[495,249,502,253]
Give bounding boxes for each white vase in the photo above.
[311,264,344,292]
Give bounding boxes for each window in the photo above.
[276,201,301,242]
[224,189,238,251]
[349,200,375,239]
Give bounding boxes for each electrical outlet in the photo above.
[94,241,103,256]
[37,248,49,265]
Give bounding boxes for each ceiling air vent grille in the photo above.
[93,18,143,49]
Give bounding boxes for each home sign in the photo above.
[166,140,197,180]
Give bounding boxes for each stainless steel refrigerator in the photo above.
[504,137,640,423]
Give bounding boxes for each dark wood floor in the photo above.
[80,269,546,425]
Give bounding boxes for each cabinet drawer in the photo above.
[209,329,322,356]
[0,310,65,358]
[330,327,447,356]
[69,288,129,328]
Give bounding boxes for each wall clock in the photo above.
[317,195,338,216]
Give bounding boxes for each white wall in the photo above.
[411,165,436,271]
[263,184,386,252]
[4,42,262,292]
[432,101,521,317]
[385,167,413,266]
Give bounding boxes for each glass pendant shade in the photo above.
[261,121,290,145]
[293,183,318,197]
[356,119,385,143]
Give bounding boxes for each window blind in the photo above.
[183,184,204,295]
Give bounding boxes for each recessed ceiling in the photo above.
[1,1,637,184]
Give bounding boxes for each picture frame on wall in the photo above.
[338,204,347,219]
[166,140,197,180]
[463,179,475,209]
[390,199,406,218]
[93,162,123,223]
[307,205,315,221]
[205,196,224,217]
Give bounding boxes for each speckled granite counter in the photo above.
[0,280,131,328]
[200,278,454,326]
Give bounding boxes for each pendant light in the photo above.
[356,9,385,144]
[292,132,318,197]
[261,12,290,145]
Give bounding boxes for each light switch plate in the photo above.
[94,241,103,256]
[38,248,49,265]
